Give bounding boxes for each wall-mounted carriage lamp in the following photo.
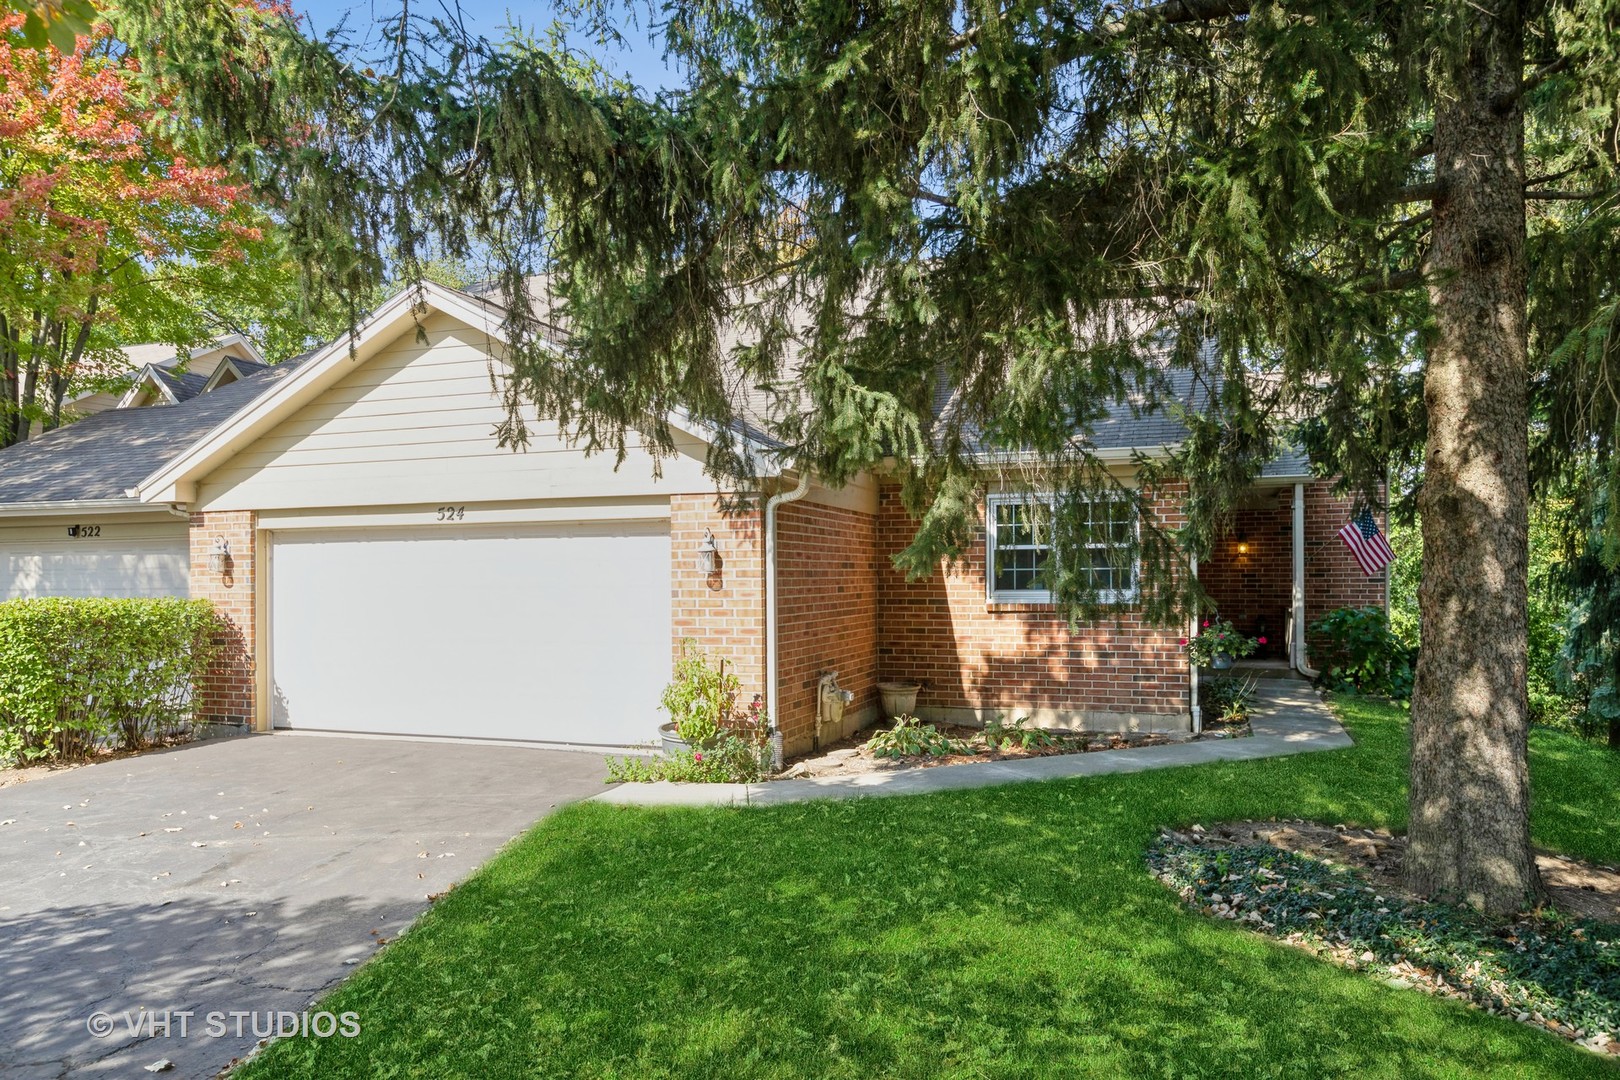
[696,529,722,575]
[1236,532,1250,556]
[208,536,230,574]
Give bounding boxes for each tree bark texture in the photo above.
[1408,0,1542,912]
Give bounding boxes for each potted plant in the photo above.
[1182,619,1261,670]
[659,642,739,755]
[877,680,923,719]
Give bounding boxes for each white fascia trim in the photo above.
[132,281,738,503]
[117,366,179,409]
[665,406,785,477]
[199,357,247,395]
[213,333,265,366]
[0,498,171,517]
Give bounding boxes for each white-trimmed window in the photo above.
[986,492,1140,604]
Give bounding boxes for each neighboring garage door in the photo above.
[269,521,671,745]
[0,520,189,600]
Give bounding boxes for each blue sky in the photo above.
[298,0,678,91]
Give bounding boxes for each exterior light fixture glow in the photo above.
[208,536,230,574]
[697,529,721,574]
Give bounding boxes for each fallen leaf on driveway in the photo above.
[191,842,206,848]
[163,827,183,833]
[0,820,14,826]
[144,1058,174,1073]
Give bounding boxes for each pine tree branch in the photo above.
[1361,267,1424,294]
[953,0,1252,59]
[1525,189,1609,201]
[1493,56,1572,114]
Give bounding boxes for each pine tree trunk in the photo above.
[1407,0,1541,913]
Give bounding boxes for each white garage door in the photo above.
[269,521,671,745]
[0,524,189,600]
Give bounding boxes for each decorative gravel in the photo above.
[1149,833,1620,1056]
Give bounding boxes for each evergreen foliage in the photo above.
[99,0,1618,621]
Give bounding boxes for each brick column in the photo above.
[669,496,766,713]
[190,511,257,728]
[1302,480,1389,658]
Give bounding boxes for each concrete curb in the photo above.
[591,680,1353,808]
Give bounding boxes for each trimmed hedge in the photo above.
[0,597,220,765]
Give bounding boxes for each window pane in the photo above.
[995,545,1048,593]
[1109,509,1134,544]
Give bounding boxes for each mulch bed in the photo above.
[1151,819,1620,1056]
[778,717,1250,779]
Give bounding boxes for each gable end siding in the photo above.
[192,313,714,512]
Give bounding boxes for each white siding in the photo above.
[0,515,189,600]
[196,314,713,512]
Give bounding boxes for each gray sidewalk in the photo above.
[593,678,1353,808]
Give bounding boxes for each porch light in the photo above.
[1236,532,1250,555]
[208,536,230,574]
[696,529,721,574]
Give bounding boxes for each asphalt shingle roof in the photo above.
[149,367,211,403]
[0,358,306,505]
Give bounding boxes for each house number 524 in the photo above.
[436,506,465,521]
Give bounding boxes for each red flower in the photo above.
[1179,637,1188,646]
[1257,636,1268,645]
[693,752,703,762]
[1202,620,1210,628]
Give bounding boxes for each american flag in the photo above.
[1338,509,1394,576]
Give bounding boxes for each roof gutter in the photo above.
[763,470,811,769]
[0,498,163,517]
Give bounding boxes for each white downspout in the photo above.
[1292,481,1321,678]
[764,471,811,769]
[1188,554,1202,734]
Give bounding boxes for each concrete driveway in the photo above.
[0,734,609,1078]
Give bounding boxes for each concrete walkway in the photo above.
[593,678,1352,808]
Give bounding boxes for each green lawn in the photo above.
[244,698,1620,1078]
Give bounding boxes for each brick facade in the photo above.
[874,483,1191,732]
[1198,480,1388,665]
[189,510,256,727]
[669,495,767,720]
[185,477,1385,748]
[1198,489,1293,659]
[774,500,881,755]
[1301,483,1388,659]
